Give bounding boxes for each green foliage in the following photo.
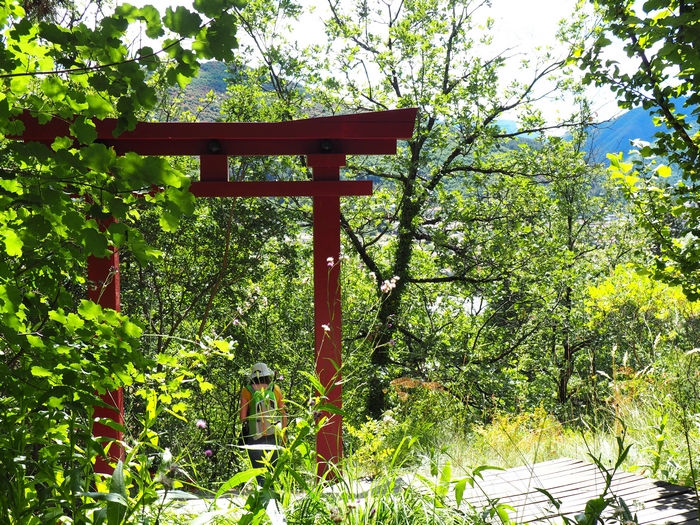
[0,0,247,519]
[5,0,700,520]
[569,0,700,299]
[586,265,700,371]
[387,376,468,445]
[344,416,413,477]
[233,0,635,421]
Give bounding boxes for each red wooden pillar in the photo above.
[309,155,345,477]
[88,218,125,475]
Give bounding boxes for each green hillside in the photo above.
[178,61,232,121]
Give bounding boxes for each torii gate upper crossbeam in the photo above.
[13,108,418,478]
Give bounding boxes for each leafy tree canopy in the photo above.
[223,0,637,417]
[0,0,248,516]
[569,0,700,298]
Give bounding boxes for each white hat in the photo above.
[249,362,273,381]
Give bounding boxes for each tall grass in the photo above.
[446,373,699,491]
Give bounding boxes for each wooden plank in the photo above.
[452,459,698,525]
[469,459,600,486]
[635,492,698,516]
[100,138,399,156]
[462,476,657,511]
[463,461,595,491]
[505,477,692,522]
[461,464,636,502]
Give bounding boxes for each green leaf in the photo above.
[121,319,142,338]
[47,396,65,409]
[198,380,214,392]
[88,203,112,221]
[535,487,562,510]
[214,469,267,499]
[78,492,128,505]
[51,136,73,151]
[10,76,30,96]
[0,178,22,194]
[496,504,515,524]
[107,461,128,525]
[65,312,85,332]
[437,460,452,500]
[473,465,503,478]
[41,76,67,101]
[583,496,608,519]
[163,408,188,422]
[0,285,22,315]
[2,229,23,257]
[31,366,54,377]
[454,477,470,507]
[138,5,164,38]
[163,6,202,37]
[114,153,181,187]
[107,221,129,247]
[165,188,195,217]
[656,164,672,177]
[137,46,160,71]
[70,116,98,145]
[81,143,116,173]
[159,210,179,232]
[643,0,664,12]
[78,300,103,320]
[81,227,109,256]
[86,94,113,119]
[39,22,70,44]
[26,334,45,348]
[615,443,631,468]
[166,67,193,89]
[193,14,238,61]
[113,2,139,20]
[171,401,187,413]
[193,0,228,18]
[125,234,162,264]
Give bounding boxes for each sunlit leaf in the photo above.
[2,229,23,256]
[163,6,202,37]
[31,366,54,377]
[70,116,98,145]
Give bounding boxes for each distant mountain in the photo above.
[585,108,660,162]
[178,61,232,121]
[585,97,697,163]
[187,60,231,96]
[497,120,519,134]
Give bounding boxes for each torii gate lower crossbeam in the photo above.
[15,108,417,478]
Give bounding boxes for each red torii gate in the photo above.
[16,108,417,477]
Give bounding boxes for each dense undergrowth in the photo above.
[94,349,699,525]
[2,342,698,524]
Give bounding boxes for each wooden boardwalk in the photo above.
[458,458,698,524]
